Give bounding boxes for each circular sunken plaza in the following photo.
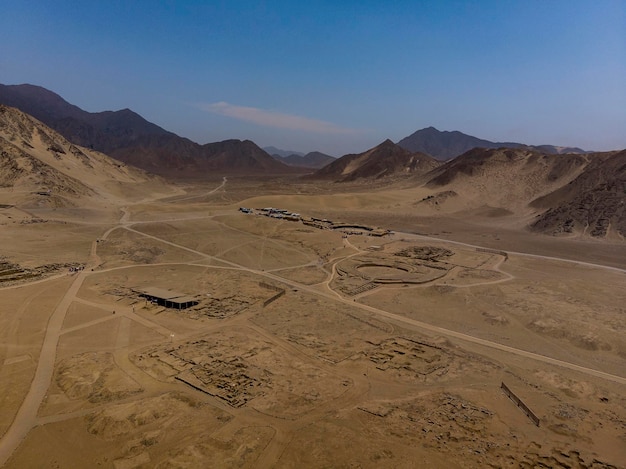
[335,254,450,285]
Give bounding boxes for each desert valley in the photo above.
[0,85,625,469]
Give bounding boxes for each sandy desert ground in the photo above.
[0,176,625,468]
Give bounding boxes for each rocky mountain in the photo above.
[0,84,292,177]
[422,147,589,211]
[273,151,336,169]
[397,126,587,161]
[416,145,625,238]
[109,137,289,177]
[0,84,173,148]
[0,104,167,207]
[311,139,440,182]
[529,150,626,238]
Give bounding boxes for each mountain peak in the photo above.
[311,140,440,182]
[397,127,588,161]
[0,83,293,177]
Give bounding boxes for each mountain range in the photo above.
[310,137,625,238]
[0,84,291,177]
[1,83,596,176]
[1,83,624,239]
[397,126,587,161]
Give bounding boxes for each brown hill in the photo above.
[421,147,590,213]
[0,84,292,177]
[311,139,440,182]
[530,150,626,238]
[414,146,626,239]
[0,104,169,208]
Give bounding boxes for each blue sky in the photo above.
[2,0,625,155]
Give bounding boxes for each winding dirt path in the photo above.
[166,176,227,203]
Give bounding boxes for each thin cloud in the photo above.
[197,101,360,135]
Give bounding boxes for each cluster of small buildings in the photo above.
[239,207,392,237]
[259,207,301,221]
[240,207,301,221]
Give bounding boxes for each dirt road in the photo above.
[1,200,624,466]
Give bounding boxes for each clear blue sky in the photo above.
[2,0,625,155]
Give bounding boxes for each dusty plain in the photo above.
[1,176,625,469]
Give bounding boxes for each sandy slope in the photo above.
[0,105,177,209]
[422,148,591,214]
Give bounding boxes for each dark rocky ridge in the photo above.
[424,148,588,188]
[0,84,292,177]
[421,146,625,238]
[398,126,587,161]
[530,150,626,237]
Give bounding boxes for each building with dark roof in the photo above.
[133,287,198,309]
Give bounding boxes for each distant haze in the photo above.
[263,147,306,158]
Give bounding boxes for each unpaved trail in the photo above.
[166,177,227,203]
[396,231,626,273]
[0,271,88,466]
[0,178,232,466]
[122,225,626,385]
[2,195,624,466]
